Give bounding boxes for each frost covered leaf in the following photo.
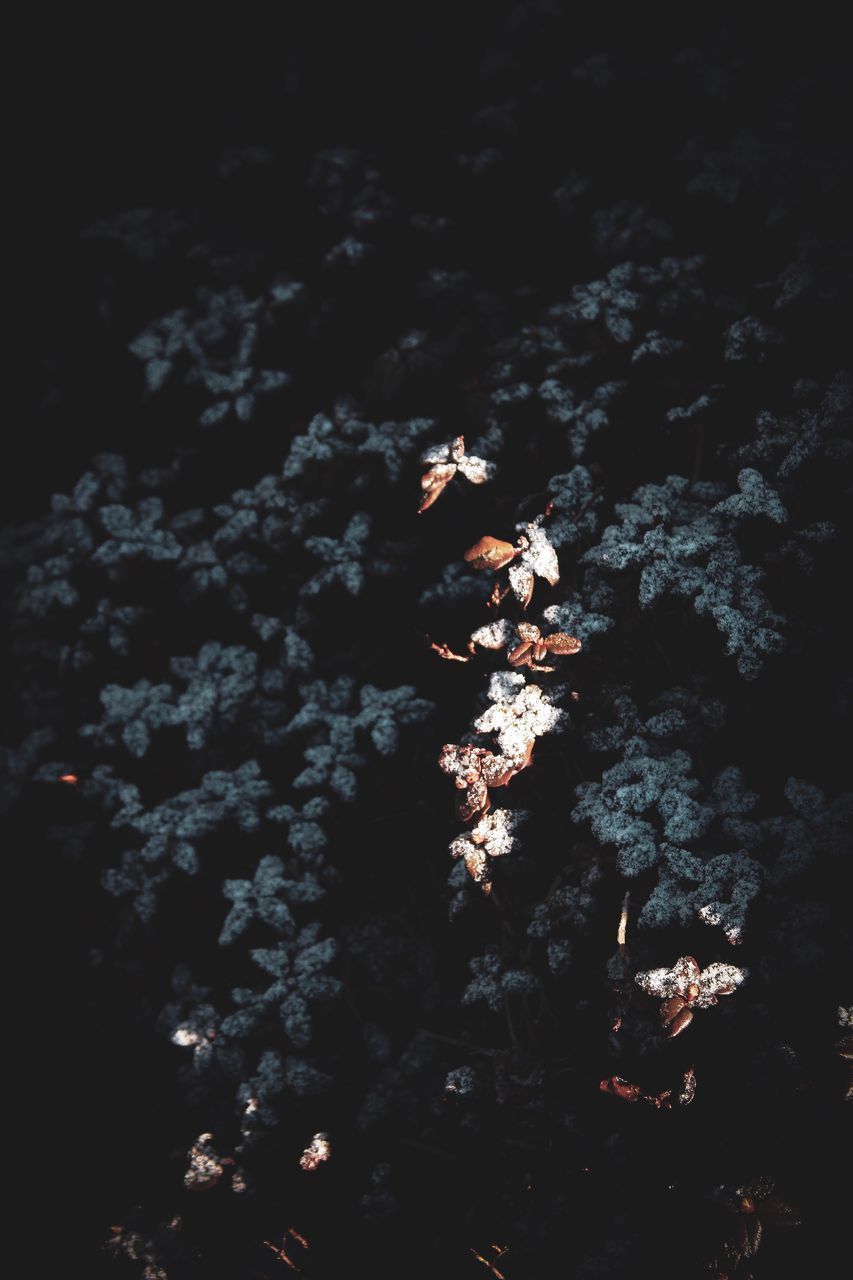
[438,742,525,823]
[101,761,274,918]
[540,631,582,655]
[508,519,560,609]
[221,923,341,1048]
[418,435,495,511]
[419,463,457,511]
[635,955,747,1036]
[475,671,565,756]
[469,618,517,652]
[299,1132,331,1171]
[582,474,788,677]
[636,955,746,1003]
[449,808,528,890]
[219,855,324,946]
[462,946,539,1012]
[302,512,379,597]
[712,469,788,524]
[474,671,566,763]
[184,1133,227,1192]
[678,1065,697,1106]
[508,623,581,669]
[80,680,180,758]
[282,678,433,801]
[638,843,763,945]
[469,619,581,670]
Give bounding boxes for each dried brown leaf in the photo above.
[418,464,456,512]
[665,1006,694,1038]
[464,536,518,571]
[507,641,534,667]
[599,1076,642,1102]
[542,632,582,655]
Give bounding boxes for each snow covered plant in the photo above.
[474,672,566,762]
[449,808,528,892]
[417,435,495,511]
[469,618,581,671]
[463,515,560,609]
[438,674,567,821]
[634,955,747,1038]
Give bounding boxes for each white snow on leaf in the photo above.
[184,1133,226,1191]
[470,618,516,650]
[634,955,747,1005]
[522,522,561,585]
[419,435,495,483]
[508,561,535,607]
[475,672,565,759]
[449,809,528,884]
[457,454,495,484]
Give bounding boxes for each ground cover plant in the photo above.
[9,9,852,1278]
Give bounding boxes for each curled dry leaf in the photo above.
[599,1076,642,1102]
[599,1066,696,1109]
[419,463,457,512]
